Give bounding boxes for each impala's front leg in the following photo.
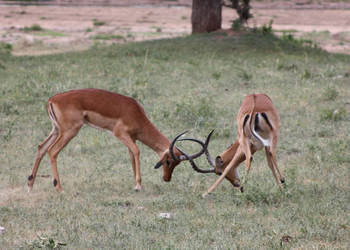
[203,147,245,197]
[239,137,253,192]
[114,126,142,191]
[128,148,142,191]
[215,155,243,188]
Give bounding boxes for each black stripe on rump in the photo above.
[261,112,273,130]
[243,114,250,129]
[254,113,260,132]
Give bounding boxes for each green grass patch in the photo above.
[34,30,66,37]
[93,19,106,26]
[92,33,125,41]
[0,31,349,249]
[0,42,12,55]
[22,24,43,32]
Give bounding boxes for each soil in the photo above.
[0,0,350,55]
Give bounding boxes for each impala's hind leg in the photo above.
[47,126,82,192]
[265,147,283,191]
[269,136,284,184]
[28,126,58,192]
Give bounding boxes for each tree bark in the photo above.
[191,0,222,33]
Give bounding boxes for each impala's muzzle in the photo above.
[162,162,178,182]
[215,156,224,168]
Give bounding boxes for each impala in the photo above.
[180,94,285,196]
[27,88,212,192]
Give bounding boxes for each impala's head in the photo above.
[154,131,215,182]
[155,148,183,182]
[173,134,243,188]
[212,141,243,187]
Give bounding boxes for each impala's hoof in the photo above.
[134,185,142,192]
[233,179,241,187]
[240,186,244,193]
[281,178,286,184]
[202,192,208,198]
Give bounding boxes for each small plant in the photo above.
[23,24,43,31]
[237,68,252,81]
[0,42,12,54]
[1,102,18,115]
[232,19,241,31]
[322,87,338,101]
[320,108,345,121]
[281,32,295,42]
[261,20,273,35]
[212,72,221,80]
[93,19,105,26]
[127,33,134,39]
[282,32,319,49]
[3,126,13,142]
[277,63,298,71]
[85,27,92,33]
[302,69,312,79]
[25,235,66,249]
[92,34,125,40]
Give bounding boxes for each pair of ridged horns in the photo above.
[170,130,217,174]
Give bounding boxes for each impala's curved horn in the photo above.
[169,131,189,162]
[178,130,216,174]
[176,147,216,174]
[179,130,215,167]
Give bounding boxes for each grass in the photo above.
[34,30,66,37]
[0,30,349,249]
[93,19,106,26]
[92,33,125,41]
[22,24,43,32]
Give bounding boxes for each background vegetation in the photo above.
[0,30,349,248]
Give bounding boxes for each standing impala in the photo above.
[180,94,285,196]
[28,88,211,192]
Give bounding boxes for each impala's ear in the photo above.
[154,161,163,169]
[155,150,169,169]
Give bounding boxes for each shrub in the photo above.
[23,24,43,31]
[93,19,106,26]
[0,42,12,54]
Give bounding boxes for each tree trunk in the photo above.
[191,0,222,33]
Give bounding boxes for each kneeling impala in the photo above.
[28,88,211,192]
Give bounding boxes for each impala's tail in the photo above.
[244,94,272,147]
[47,102,59,129]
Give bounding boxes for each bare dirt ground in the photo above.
[0,0,350,55]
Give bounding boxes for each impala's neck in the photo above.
[219,140,240,167]
[137,120,170,156]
